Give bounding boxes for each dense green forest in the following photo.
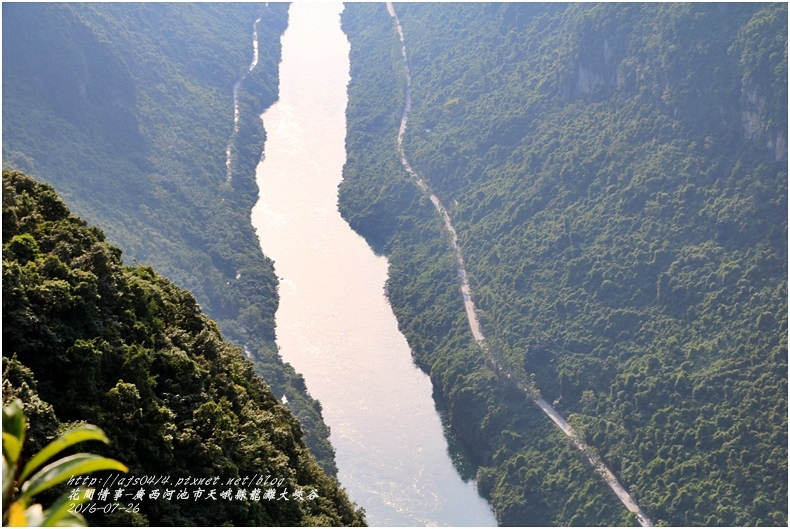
[2,170,366,526]
[2,3,337,474]
[341,3,787,526]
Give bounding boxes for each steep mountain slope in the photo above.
[341,3,787,526]
[2,2,336,473]
[2,170,366,526]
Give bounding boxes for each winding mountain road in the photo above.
[226,15,263,183]
[386,3,653,526]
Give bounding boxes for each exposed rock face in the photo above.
[742,83,787,161]
[559,4,787,163]
[562,37,620,99]
[772,129,787,161]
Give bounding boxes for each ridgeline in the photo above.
[2,169,366,526]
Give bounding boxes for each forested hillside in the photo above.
[341,3,787,526]
[2,3,336,473]
[2,170,366,526]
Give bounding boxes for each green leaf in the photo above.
[18,454,128,503]
[3,432,23,468]
[19,425,110,483]
[41,492,88,527]
[2,400,26,437]
[3,455,16,505]
[2,400,26,464]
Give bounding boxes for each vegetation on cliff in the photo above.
[2,170,366,527]
[341,3,787,525]
[2,2,336,474]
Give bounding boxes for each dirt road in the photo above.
[386,3,653,526]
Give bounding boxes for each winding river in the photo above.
[250,3,496,526]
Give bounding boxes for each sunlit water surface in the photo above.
[250,3,496,526]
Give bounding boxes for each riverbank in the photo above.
[250,3,496,525]
[387,3,653,525]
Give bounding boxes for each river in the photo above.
[249,3,496,526]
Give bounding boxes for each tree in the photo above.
[2,399,128,526]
